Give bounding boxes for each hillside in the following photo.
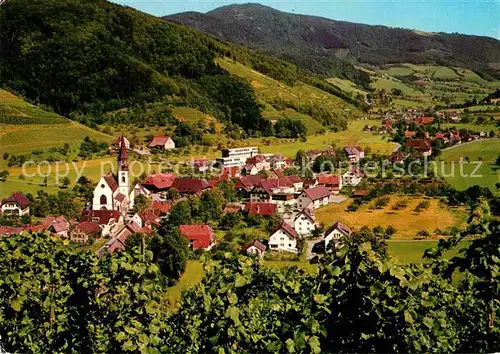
[0,89,111,157]
[0,0,363,138]
[166,4,500,79]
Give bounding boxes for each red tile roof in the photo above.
[286,175,302,184]
[278,221,297,239]
[303,179,317,187]
[416,116,434,125]
[179,225,214,249]
[209,175,229,188]
[244,202,277,216]
[172,178,210,194]
[223,204,242,214]
[151,201,171,215]
[103,174,118,192]
[44,216,69,233]
[76,221,102,235]
[389,151,405,162]
[2,192,30,209]
[261,178,293,194]
[244,240,266,252]
[274,169,286,179]
[404,131,417,137]
[317,175,340,187]
[138,210,160,226]
[80,210,121,225]
[295,208,315,223]
[148,136,173,147]
[115,193,126,202]
[24,224,48,233]
[406,139,432,151]
[0,226,24,236]
[142,173,176,190]
[325,221,351,237]
[303,186,331,201]
[246,155,266,164]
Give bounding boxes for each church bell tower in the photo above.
[117,135,129,197]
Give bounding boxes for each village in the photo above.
[0,109,495,260]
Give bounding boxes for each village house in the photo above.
[415,116,434,125]
[404,130,417,138]
[243,163,259,176]
[44,215,70,238]
[92,136,130,214]
[80,210,123,237]
[306,150,323,162]
[303,178,318,189]
[171,178,210,196]
[296,186,331,210]
[148,136,175,150]
[234,175,263,198]
[1,192,31,216]
[317,175,342,194]
[286,175,304,193]
[342,167,364,186]
[406,138,432,157]
[270,193,297,214]
[344,146,365,163]
[246,155,270,172]
[151,201,172,218]
[389,151,405,163]
[129,183,152,207]
[141,173,176,193]
[250,178,294,202]
[268,221,298,253]
[179,225,215,250]
[324,221,351,249]
[244,240,267,257]
[223,203,243,214]
[70,221,102,243]
[131,210,161,229]
[292,209,317,237]
[269,155,288,170]
[244,202,278,217]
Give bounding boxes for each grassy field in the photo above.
[252,119,395,157]
[438,139,499,193]
[371,77,424,97]
[217,57,362,124]
[387,240,470,264]
[315,196,466,239]
[326,77,367,97]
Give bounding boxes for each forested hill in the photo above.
[0,0,363,135]
[166,3,500,79]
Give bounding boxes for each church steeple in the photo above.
[118,134,128,171]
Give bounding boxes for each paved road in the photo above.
[304,238,322,260]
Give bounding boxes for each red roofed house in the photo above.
[244,240,267,257]
[317,175,343,194]
[171,178,210,196]
[44,215,70,238]
[416,116,435,125]
[293,208,318,236]
[404,131,417,138]
[1,192,31,216]
[344,146,365,163]
[70,221,102,243]
[268,221,298,253]
[223,204,243,214]
[342,167,364,186]
[80,210,123,237]
[406,139,432,157]
[131,210,161,229]
[141,173,176,192]
[179,225,215,250]
[296,186,331,211]
[148,136,175,150]
[234,175,263,197]
[250,178,294,202]
[324,221,352,249]
[0,226,24,237]
[244,202,278,217]
[151,201,172,217]
[389,151,405,163]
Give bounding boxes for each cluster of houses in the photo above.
[1,139,365,257]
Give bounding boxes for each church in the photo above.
[92,136,130,214]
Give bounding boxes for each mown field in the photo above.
[315,196,467,239]
[438,139,499,194]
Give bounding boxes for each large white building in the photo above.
[268,222,298,253]
[92,136,130,214]
[217,147,259,167]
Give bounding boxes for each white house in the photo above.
[324,221,351,249]
[244,164,259,176]
[148,136,175,150]
[296,186,331,210]
[344,146,365,163]
[129,183,151,208]
[244,240,267,257]
[268,221,298,253]
[270,193,297,214]
[342,167,364,187]
[0,192,30,216]
[80,210,123,238]
[293,209,317,237]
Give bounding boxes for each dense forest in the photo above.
[0,0,363,136]
[0,215,498,353]
[167,4,500,80]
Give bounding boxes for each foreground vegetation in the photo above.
[1,216,498,353]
